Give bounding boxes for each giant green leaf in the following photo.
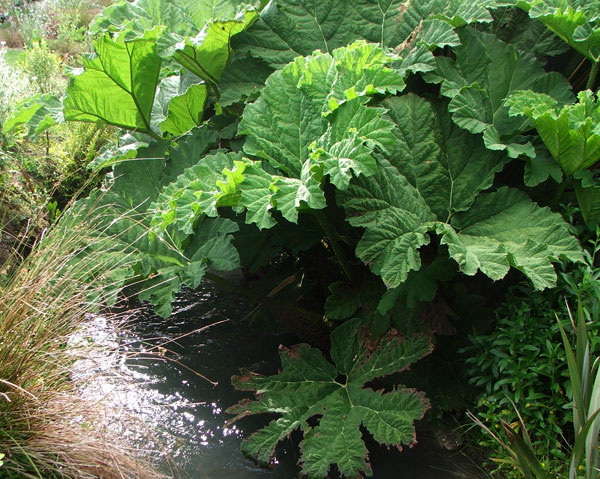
[424,27,573,158]
[508,89,600,176]
[339,94,582,289]
[227,318,432,478]
[508,0,600,61]
[3,94,64,140]
[233,0,499,68]
[151,43,402,235]
[240,43,400,181]
[90,0,262,86]
[64,31,162,135]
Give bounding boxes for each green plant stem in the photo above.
[552,181,567,210]
[313,210,353,281]
[587,61,600,91]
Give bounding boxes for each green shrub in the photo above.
[464,234,600,478]
[464,286,573,477]
[18,39,65,95]
[0,45,33,127]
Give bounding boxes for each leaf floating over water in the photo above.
[227,318,433,478]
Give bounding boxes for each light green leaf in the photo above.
[439,187,583,289]
[228,319,432,478]
[64,31,162,134]
[510,0,600,61]
[91,0,262,86]
[424,27,574,156]
[3,94,64,139]
[508,89,600,176]
[151,73,208,136]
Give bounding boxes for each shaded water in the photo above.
[73,283,485,479]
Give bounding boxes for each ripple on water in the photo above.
[71,283,485,479]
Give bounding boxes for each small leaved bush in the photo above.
[464,285,573,477]
[10,0,600,476]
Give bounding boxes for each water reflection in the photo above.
[71,283,484,479]
[71,284,298,478]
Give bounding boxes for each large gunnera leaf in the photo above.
[508,0,600,61]
[233,0,499,69]
[90,0,261,86]
[227,318,433,478]
[64,31,162,134]
[151,43,402,233]
[339,94,582,289]
[424,27,573,159]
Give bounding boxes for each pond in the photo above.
[72,281,485,479]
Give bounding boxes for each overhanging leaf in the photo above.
[3,94,64,140]
[64,31,162,135]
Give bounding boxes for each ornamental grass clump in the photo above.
[0,202,164,479]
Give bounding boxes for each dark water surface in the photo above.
[73,283,485,479]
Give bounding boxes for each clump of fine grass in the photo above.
[0,200,165,479]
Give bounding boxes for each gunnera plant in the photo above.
[0,199,165,479]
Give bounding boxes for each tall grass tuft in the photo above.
[0,200,164,479]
